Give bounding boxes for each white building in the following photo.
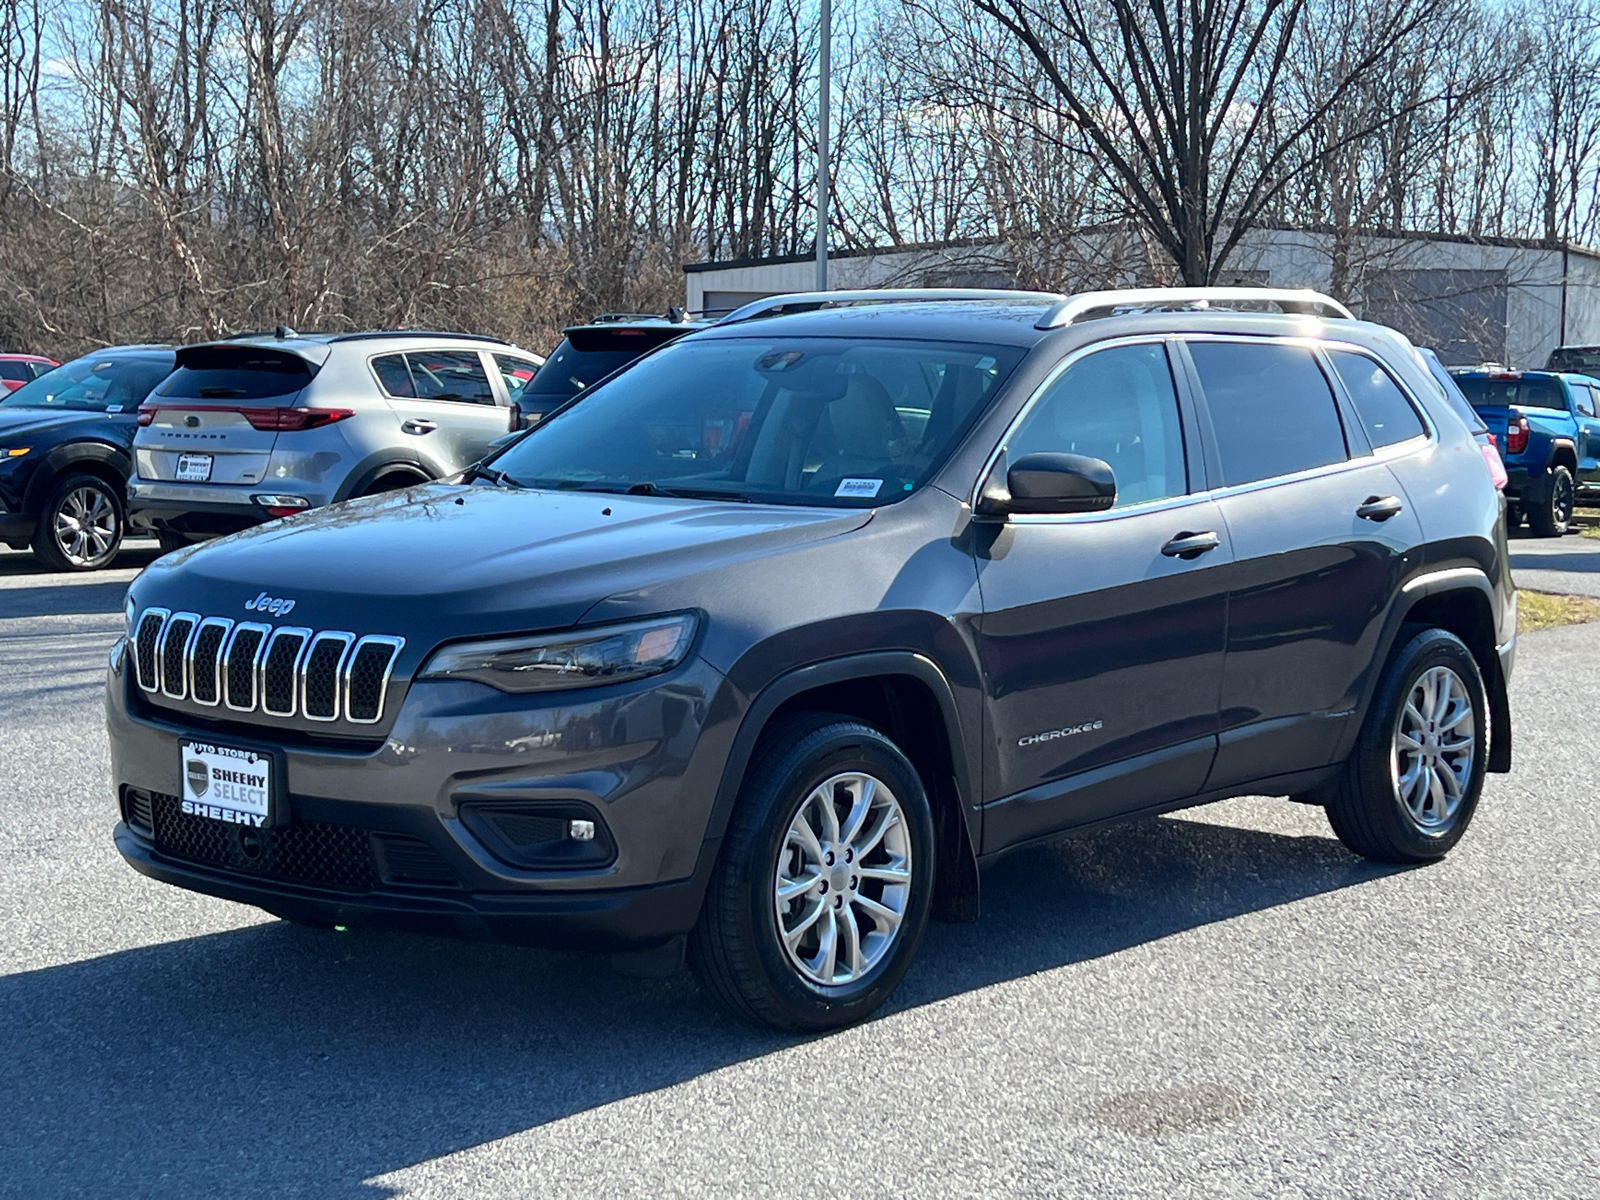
[684,227,1600,368]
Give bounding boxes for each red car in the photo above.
[0,354,57,392]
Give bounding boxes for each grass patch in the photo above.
[1518,590,1600,632]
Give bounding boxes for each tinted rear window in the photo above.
[1547,346,1600,372]
[157,347,315,401]
[1453,376,1566,411]
[1328,351,1426,448]
[1188,341,1349,486]
[526,341,644,400]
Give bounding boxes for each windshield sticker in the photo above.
[835,478,883,498]
[105,404,122,413]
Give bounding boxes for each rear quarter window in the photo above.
[1327,350,1426,448]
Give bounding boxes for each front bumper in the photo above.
[114,821,709,949]
[0,511,34,548]
[108,640,735,950]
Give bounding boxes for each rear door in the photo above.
[1570,380,1600,488]
[134,346,313,487]
[975,339,1231,851]
[369,349,507,473]
[1184,337,1426,790]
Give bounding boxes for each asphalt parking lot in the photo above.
[1,541,1597,1199]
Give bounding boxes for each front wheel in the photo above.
[1325,628,1487,863]
[1527,465,1574,536]
[32,473,124,571]
[689,714,936,1031]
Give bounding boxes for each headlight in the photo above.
[419,614,697,694]
[124,595,136,635]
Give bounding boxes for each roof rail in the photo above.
[1035,287,1354,330]
[718,288,1064,325]
[325,330,512,345]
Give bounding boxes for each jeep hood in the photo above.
[128,484,873,645]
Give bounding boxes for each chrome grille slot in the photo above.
[345,636,404,723]
[132,608,403,725]
[189,617,232,706]
[301,632,354,721]
[134,609,168,692]
[224,624,269,711]
[158,613,199,700]
[261,627,311,716]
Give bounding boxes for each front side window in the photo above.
[1576,385,1598,419]
[372,351,496,405]
[0,361,30,382]
[494,354,542,405]
[0,353,173,412]
[490,336,1025,506]
[1327,350,1426,448]
[1003,342,1187,508]
[1188,340,1349,487]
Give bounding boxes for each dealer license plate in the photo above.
[175,453,213,482]
[180,741,273,827]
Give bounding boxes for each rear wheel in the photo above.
[1527,465,1574,536]
[1325,628,1487,863]
[689,714,935,1031]
[32,473,123,571]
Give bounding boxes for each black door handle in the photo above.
[1357,495,1403,521]
[1161,530,1221,559]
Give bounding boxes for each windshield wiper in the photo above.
[626,481,752,502]
[467,465,524,489]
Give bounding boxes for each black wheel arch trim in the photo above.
[1341,567,1512,774]
[22,441,130,516]
[698,651,982,924]
[335,452,434,502]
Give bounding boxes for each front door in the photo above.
[974,339,1231,853]
[1571,379,1600,490]
[1183,337,1427,789]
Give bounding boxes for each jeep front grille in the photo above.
[133,608,403,725]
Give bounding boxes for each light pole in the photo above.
[815,0,831,291]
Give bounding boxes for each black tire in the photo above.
[1325,628,1488,863]
[156,531,190,555]
[1527,465,1574,536]
[1504,501,1523,531]
[359,471,428,497]
[31,472,124,571]
[689,713,936,1032]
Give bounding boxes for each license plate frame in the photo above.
[175,453,214,482]
[178,740,282,828]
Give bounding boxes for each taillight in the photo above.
[1504,414,1529,455]
[135,404,354,431]
[1480,439,1508,490]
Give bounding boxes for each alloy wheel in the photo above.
[1553,473,1575,527]
[773,771,912,987]
[1390,665,1476,831]
[53,484,118,566]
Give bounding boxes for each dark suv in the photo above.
[108,288,1514,1031]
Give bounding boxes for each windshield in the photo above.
[0,352,173,412]
[1454,376,1567,411]
[491,335,1025,506]
[525,340,642,401]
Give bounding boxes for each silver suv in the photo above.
[127,331,544,547]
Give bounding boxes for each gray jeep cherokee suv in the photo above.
[108,288,1515,1031]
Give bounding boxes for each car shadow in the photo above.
[0,811,1400,1197]
[1507,548,1600,575]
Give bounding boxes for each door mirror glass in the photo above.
[978,451,1116,515]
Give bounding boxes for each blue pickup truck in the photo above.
[1449,368,1600,536]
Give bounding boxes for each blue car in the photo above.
[0,346,175,569]
[1449,367,1600,536]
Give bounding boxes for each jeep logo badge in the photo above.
[186,758,210,796]
[245,592,297,617]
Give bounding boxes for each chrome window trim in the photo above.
[222,622,272,712]
[260,626,313,717]
[300,631,355,721]
[158,612,201,701]
[968,333,1178,513]
[187,616,234,707]
[343,635,406,724]
[1003,490,1219,526]
[133,608,170,693]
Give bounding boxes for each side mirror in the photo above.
[975,451,1116,516]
